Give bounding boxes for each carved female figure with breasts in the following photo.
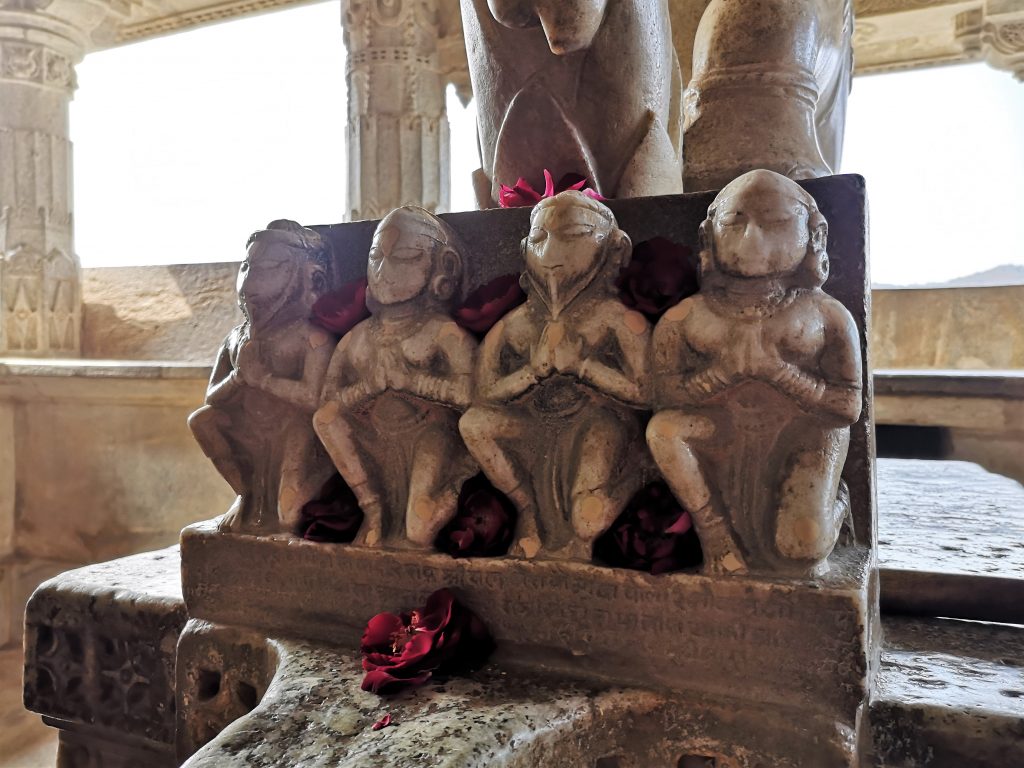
[313,207,478,549]
[189,221,338,534]
[648,170,862,576]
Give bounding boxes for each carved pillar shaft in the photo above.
[0,0,85,356]
[342,0,451,221]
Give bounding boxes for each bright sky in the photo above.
[72,1,1024,286]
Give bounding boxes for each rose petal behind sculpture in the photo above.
[649,170,863,577]
[314,206,479,549]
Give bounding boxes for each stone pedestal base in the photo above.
[181,521,877,765]
[176,624,861,768]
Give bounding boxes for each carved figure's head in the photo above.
[486,0,608,54]
[699,169,828,290]
[366,206,465,312]
[238,220,332,326]
[523,190,630,318]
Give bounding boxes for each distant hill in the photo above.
[876,264,1024,289]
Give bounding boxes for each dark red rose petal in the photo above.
[359,589,494,695]
[616,238,698,321]
[593,481,703,574]
[297,474,364,543]
[311,277,371,335]
[453,274,526,336]
[371,713,394,730]
[435,474,516,558]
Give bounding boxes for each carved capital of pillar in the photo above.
[342,0,451,220]
[956,4,1024,82]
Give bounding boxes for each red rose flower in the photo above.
[297,473,364,543]
[594,481,703,575]
[616,238,698,321]
[311,277,371,335]
[498,169,604,208]
[360,589,494,695]
[435,474,516,558]
[453,274,526,337]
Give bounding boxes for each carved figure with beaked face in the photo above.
[647,170,862,577]
[460,190,651,561]
[313,207,478,549]
[189,221,338,534]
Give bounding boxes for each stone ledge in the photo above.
[181,521,875,720]
[23,547,186,746]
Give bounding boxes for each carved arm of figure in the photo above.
[577,309,651,407]
[321,329,386,410]
[237,333,334,413]
[653,301,732,407]
[204,340,244,406]
[476,314,540,404]
[399,321,476,410]
[766,299,862,425]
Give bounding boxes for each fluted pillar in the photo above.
[0,1,109,356]
[341,0,455,221]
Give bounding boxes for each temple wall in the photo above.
[79,262,1024,369]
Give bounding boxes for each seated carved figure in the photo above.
[647,170,862,577]
[189,221,338,534]
[461,0,683,203]
[460,191,651,561]
[313,207,478,549]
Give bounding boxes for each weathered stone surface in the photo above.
[20,461,1024,766]
[182,521,875,721]
[877,459,1024,624]
[872,616,1024,768]
[180,631,858,768]
[872,286,1024,370]
[874,370,1024,484]
[81,263,241,363]
[0,361,234,565]
[23,547,185,753]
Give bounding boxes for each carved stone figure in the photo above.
[460,191,650,561]
[313,206,478,549]
[189,221,338,534]
[460,0,683,205]
[683,0,854,191]
[647,170,862,577]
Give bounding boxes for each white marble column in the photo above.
[341,0,461,221]
[957,3,1024,82]
[0,1,109,356]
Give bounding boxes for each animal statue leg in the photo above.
[566,408,641,561]
[312,405,385,547]
[188,405,252,532]
[683,0,847,190]
[774,426,850,572]
[406,422,476,548]
[647,409,746,574]
[460,406,541,558]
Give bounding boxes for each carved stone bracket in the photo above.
[957,4,1024,81]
